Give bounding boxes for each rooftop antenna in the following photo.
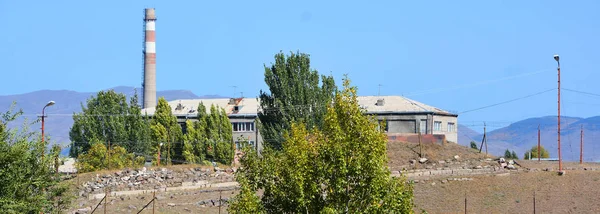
[230,86,237,98]
[378,84,383,96]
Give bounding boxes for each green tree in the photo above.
[0,102,71,213]
[75,142,144,173]
[150,97,183,165]
[470,141,479,150]
[69,90,150,157]
[504,149,512,159]
[524,145,549,160]
[257,51,337,150]
[511,151,518,160]
[183,120,199,163]
[229,77,414,213]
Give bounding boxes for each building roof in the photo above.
[142,98,259,117]
[141,96,456,117]
[357,96,456,116]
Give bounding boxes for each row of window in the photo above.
[235,141,255,149]
[377,120,456,133]
[434,121,455,132]
[232,122,255,132]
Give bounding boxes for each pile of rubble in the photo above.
[79,167,235,196]
[497,158,521,170]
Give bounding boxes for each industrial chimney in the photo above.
[143,8,157,109]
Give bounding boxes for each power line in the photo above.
[459,88,556,114]
[404,68,552,96]
[562,88,600,98]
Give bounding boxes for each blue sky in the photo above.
[1,0,599,130]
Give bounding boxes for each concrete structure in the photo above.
[141,95,458,151]
[142,8,157,109]
[360,96,458,143]
[142,98,262,150]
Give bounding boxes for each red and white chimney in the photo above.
[143,8,157,109]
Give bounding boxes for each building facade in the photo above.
[141,96,458,151]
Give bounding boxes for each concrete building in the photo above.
[141,96,458,151]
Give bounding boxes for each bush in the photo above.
[214,141,234,165]
[76,142,145,172]
[523,145,549,160]
[470,141,479,150]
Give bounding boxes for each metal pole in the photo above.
[219,190,222,214]
[484,122,488,156]
[418,126,422,158]
[538,125,541,162]
[533,191,536,214]
[580,125,583,164]
[153,191,156,214]
[557,59,562,172]
[104,188,108,214]
[464,194,467,214]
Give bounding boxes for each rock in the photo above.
[475,166,483,169]
[454,155,460,160]
[507,164,516,170]
[438,160,446,164]
[128,205,137,210]
[121,176,130,181]
[441,179,448,184]
[167,203,176,207]
[409,159,416,164]
[413,180,420,183]
[500,163,508,168]
[499,158,506,163]
[214,167,223,172]
[75,207,91,214]
[156,195,166,201]
[431,182,436,186]
[115,171,122,176]
[508,160,515,165]
[419,158,428,163]
[184,207,191,212]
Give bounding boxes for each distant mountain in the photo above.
[0,86,226,153]
[469,116,600,161]
[458,124,480,146]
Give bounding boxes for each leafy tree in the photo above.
[203,105,234,164]
[69,90,150,157]
[524,145,549,160]
[257,51,337,150]
[0,102,71,213]
[75,142,144,173]
[511,151,518,160]
[182,120,199,163]
[470,141,479,150]
[150,97,183,165]
[230,77,414,213]
[504,149,511,159]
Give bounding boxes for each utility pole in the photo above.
[478,122,487,156]
[554,54,563,173]
[538,125,541,162]
[580,125,584,164]
[418,126,422,158]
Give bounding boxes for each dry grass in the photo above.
[413,169,600,213]
[387,141,493,171]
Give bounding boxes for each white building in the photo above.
[141,96,458,151]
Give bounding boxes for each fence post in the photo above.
[464,193,467,214]
[219,190,222,214]
[104,188,108,214]
[533,191,536,214]
[153,191,156,214]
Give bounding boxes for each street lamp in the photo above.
[41,101,55,143]
[554,54,563,174]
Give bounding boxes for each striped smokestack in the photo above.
[143,8,157,109]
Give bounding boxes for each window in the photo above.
[433,121,442,131]
[420,119,427,133]
[378,120,388,132]
[232,122,255,132]
[235,141,255,150]
[447,122,455,132]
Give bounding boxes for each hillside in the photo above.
[0,86,225,152]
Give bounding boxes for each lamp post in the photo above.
[554,54,563,173]
[41,101,55,143]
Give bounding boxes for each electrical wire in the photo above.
[404,68,552,96]
[458,88,556,114]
